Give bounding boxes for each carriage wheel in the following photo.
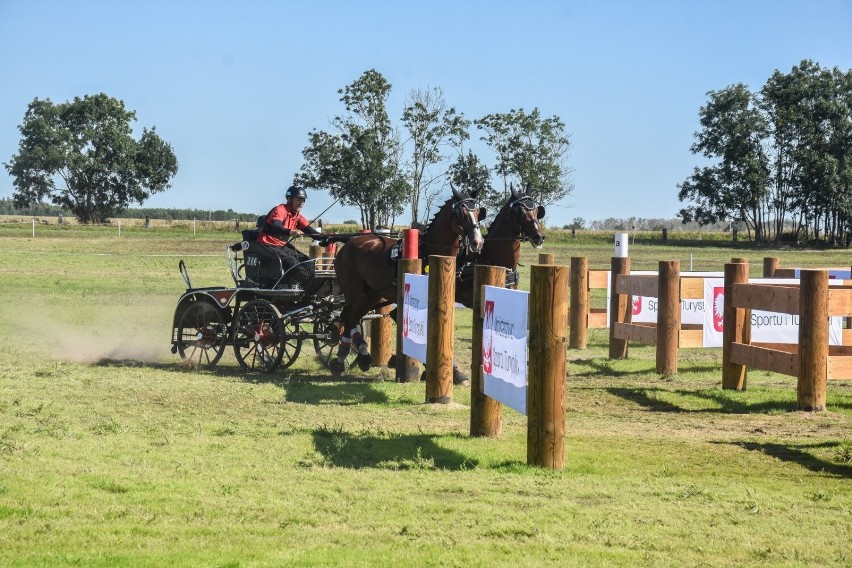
[233,300,285,372]
[278,315,303,370]
[312,318,343,368]
[176,300,228,369]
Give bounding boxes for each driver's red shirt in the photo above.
[258,203,310,247]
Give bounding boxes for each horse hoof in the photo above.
[453,368,471,386]
[357,353,372,372]
[329,359,344,376]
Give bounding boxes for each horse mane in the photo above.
[420,190,467,237]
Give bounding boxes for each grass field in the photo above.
[0,224,850,567]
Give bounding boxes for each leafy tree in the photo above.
[446,150,492,204]
[4,94,178,224]
[401,87,470,226]
[474,107,573,212]
[678,84,771,242]
[297,70,409,229]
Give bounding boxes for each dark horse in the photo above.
[327,186,485,376]
[449,184,545,384]
[456,184,546,308]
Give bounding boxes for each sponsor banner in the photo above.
[703,278,844,347]
[482,285,529,415]
[401,273,428,363]
[608,271,724,326]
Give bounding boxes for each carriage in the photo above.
[169,231,347,372]
[170,185,543,375]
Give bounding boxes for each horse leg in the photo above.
[329,302,372,375]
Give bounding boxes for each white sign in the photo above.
[401,273,428,363]
[702,277,843,347]
[482,285,529,415]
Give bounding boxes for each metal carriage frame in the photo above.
[170,240,347,373]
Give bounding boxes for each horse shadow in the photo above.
[713,440,852,478]
[310,428,477,470]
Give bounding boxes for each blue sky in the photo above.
[1,0,850,227]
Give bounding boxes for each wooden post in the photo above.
[762,257,779,278]
[309,243,321,260]
[396,258,422,382]
[609,257,631,359]
[538,252,554,265]
[662,228,668,242]
[798,270,828,411]
[370,304,393,368]
[656,260,680,376]
[732,228,738,242]
[722,261,749,390]
[569,256,588,350]
[470,265,506,437]
[425,255,456,403]
[527,264,568,470]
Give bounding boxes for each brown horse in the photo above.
[455,184,546,308]
[328,186,485,375]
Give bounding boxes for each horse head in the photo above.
[451,184,485,254]
[509,183,546,247]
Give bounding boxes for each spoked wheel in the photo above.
[278,315,303,370]
[233,300,285,372]
[312,317,343,369]
[176,300,229,370]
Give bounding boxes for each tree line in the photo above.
[678,59,852,246]
[296,69,573,228]
[0,198,258,222]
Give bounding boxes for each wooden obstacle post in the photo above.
[527,264,569,470]
[538,252,554,265]
[396,258,422,382]
[609,257,631,359]
[763,257,779,278]
[722,261,749,390]
[470,265,506,437]
[662,228,668,242]
[309,242,321,260]
[798,270,828,411]
[370,304,393,368]
[425,255,456,403]
[569,256,588,350]
[656,260,681,376]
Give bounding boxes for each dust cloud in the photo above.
[3,301,175,365]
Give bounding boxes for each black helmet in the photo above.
[285,185,307,200]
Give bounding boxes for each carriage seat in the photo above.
[241,241,285,287]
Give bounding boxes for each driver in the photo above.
[258,185,323,284]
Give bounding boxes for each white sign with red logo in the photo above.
[482,285,529,415]
[401,273,428,363]
[702,278,843,347]
[628,272,723,325]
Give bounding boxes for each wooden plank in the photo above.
[613,322,657,345]
[774,268,797,278]
[679,328,703,348]
[828,355,852,381]
[751,342,798,354]
[731,283,800,314]
[828,287,852,316]
[680,277,704,299]
[588,310,608,329]
[844,328,852,347]
[616,274,658,297]
[588,270,608,289]
[730,342,798,377]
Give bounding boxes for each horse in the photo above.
[327,186,485,376]
[455,184,546,308]
[449,185,545,384]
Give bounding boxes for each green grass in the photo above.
[0,229,850,567]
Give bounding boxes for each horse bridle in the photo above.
[509,196,544,241]
[452,198,482,247]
